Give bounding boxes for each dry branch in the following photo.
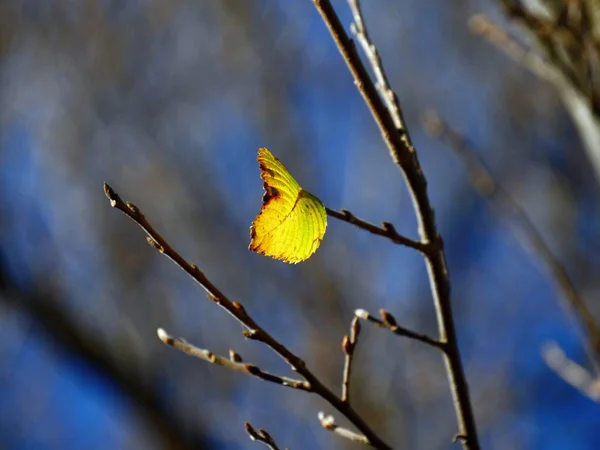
[157,329,311,391]
[245,422,286,450]
[104,183,391,449]
[313,1,481,448]
[326,208,428,253]
[354,309,444,350]
[341,316,361,404]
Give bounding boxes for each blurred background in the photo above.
[1,0,600,449]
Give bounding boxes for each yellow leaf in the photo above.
[249,148,327,263]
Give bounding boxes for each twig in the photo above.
[318,412,369,445]
[501,0,586,96]
[348,0,403,130]
[245,422,286,450]
[355,309,444,350]
[423,111,600,375]
[157,329,311,391]
[341,317,361,403]
[542,342,600,401]
[313,2,481,448]
[104,183,391,450]
[325,208,428,253]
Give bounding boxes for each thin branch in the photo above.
[157,329,311,391]
[325,208,428,253]
[245,422,286,450]
[355,309,444,350]
[542,341,600,401]
[341,317,361,403]
[348,0,403,130]
[313,2,481,448]
[104,183,391,450]
[318,412,369,445]
[423,111,600,375]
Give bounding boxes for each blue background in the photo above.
[1,1,599,449]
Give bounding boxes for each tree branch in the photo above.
[325,208,428,253]
[245,422,286,450]
[354,309,444,350]
[157,329,311,391]
[423,111,600,375]
[312,1,481,448]
[341,316,361,404]
[104,183,391,450]
[348,0,403,130]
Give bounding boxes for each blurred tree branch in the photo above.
[487,0,600,184]
[0,259,208,450]
[423,110,600,394]
[542,341,600,401]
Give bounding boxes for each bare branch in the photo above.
[355,309,444,350]
[104,183,391,449]
[348,0,403,130]
[326,208,429,253]
[245,422,286,450]
[423,111,600,375]
[318,412,369,445]
[157,329,311,392]
[341,317,361,403]
[313,2,481,448]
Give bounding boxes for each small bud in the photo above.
[380,309,398,327]
[126,202,139,214]
[355,309,370,320]
[340,208,353,219]
[342,335,353,354]
[244,422,257,439]
[242,329,259,340]
[381,221,396,233]
[232,301,246,314]
[318,412,336,429]
[146,237,161,250]
[351,316,361,337]
[229,350,243,363]
[245,364,261,375]
[156,328,170,343]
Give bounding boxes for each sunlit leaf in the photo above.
[249,148,327,263]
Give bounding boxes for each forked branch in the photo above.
[313,1,481,448]
[104,183,390,449]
